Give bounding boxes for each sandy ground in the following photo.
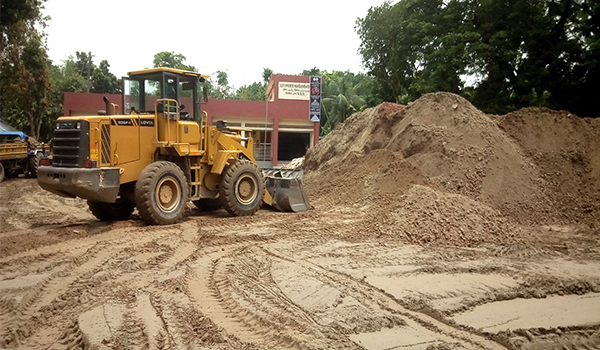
[2,93,599,349]
[1,178,599,350]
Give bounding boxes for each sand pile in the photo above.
[495,107,600,225]
[304,92,599,244]
[385,185,519,246]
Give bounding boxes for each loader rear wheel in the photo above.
[218,160,264,216]
[135,161,188,225]
[192,198,222,212]
[88,200,135,221]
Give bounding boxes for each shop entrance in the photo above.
[277,132,310,162]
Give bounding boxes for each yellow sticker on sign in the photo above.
[90,148,99,160]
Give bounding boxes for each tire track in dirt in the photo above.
[187,246,361,349]
[0,241,113,347]
[187,249,287,348]
[18,218,265,349]
[0,219,192,348]
[261,245,509,350]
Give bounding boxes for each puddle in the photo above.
[453,293,600,332]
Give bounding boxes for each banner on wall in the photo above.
[278,82,310,100]
[309,76,321,122]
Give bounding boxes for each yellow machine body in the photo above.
[37,67,309,224]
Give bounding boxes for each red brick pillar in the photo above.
[272,119,279,167]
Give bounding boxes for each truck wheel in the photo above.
[218,160,264,216]
[88,200,135,221]
[135,161,188,225]
[29,152,43,177]
[192,198,222,212]
[0,163,4,183]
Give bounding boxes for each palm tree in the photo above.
[321,71,365,135]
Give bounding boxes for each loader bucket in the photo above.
[262,169,310,212]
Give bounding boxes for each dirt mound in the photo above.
[382,185,520,246]
[305,92,599,244]
[495,107,600,226]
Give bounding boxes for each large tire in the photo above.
[192,198,222,212]
[88,200,135,221]
[29,152,43,177]
[218,160,264,216]
[135,161,188,225]
[0,163,4,183]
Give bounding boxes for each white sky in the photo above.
[42,0,386,88]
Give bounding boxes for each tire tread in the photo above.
[135,161,188,225]
[218,160,264,216]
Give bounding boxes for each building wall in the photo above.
[64,92,122,116]
[265,74,321,166]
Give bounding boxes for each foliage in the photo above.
[152,51,196,72]
[74,51,94,92]
[0,0,52,140]
[231,68,274,101]
[234,82,266,101]
[1,0,122,144]
[262,68,273,83]
[300,67,321,77]
[204,71,233,99]
[38,54,121,140]
[320,70,383,136]
[356,0,600,118]
[91,60,121,94]
[356,0,476,104]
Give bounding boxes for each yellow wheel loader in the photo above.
[37,67,309,225]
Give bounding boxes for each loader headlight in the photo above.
[56,122,60,129]
[76,121,81,129]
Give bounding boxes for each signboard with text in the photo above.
[278,82,310,100]
[309,76,321,122]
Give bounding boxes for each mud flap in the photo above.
[263,171,310,212]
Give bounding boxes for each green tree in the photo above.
[91,60,121,94]
[321,71,367,135]
[356,0,476,104]
[51,58,88,93]
[152,51,197,72]
[300,67,321,76]
[74,51,94,92]
[0,0,52,140]
[212,70,233,99]
[37,55,121,141]
[262,68,273,83]
[235,82,266,101]
[356,0,600,117]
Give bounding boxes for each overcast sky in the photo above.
[42,0,386,88]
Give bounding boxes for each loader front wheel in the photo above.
[88,199,135,221]
[135,161,188,225]
[219,160,264,216]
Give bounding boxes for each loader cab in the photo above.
[122,67,209,122]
